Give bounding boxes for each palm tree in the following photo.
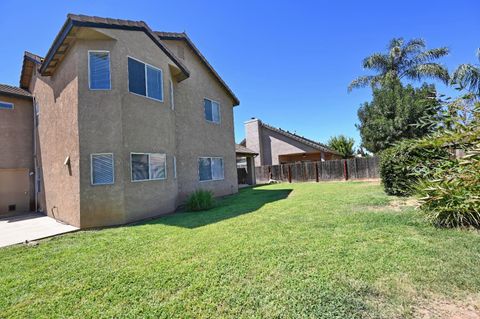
[452,49,480,96]
[348,38,450,91]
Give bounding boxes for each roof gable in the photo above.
[261,122,341,155]
[39,14,190,81]
[156,31,240,106]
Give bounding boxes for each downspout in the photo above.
[33,96,38,212]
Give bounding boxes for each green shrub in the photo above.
[186,189,215,211]
[379,139,448,196]
[416,144,480,228]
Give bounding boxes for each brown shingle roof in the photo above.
[235,144,258,155]
[40,14,190,81]
[20,51,44,89]
[156,31,240,106]
[261,122,342,155]
[0,83,32,99]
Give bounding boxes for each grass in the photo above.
[1,182,479,318]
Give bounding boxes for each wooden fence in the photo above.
[255,157,379,183]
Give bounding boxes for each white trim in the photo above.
[90,153,115,186]
[130,152,167,182]
[88,50,111,91]
[170,79,175,110]
[203,97,221,124]
[198,156,225,182]
[0,101,14,110]
[173,155,177,179]
[127,56,164,102]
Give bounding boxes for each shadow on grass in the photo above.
[150,187,292,229]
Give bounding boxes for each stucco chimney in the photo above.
[244,118,263,166]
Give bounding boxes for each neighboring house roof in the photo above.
[39,14,190,81]
[20,51,44,89]
[156,31,240,106]
[235,144,258,156]
[0,83,32,100]
[261,122,342,155]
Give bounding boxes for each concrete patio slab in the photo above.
[0,213,79,248]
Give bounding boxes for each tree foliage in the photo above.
[356,77,440,153]
[349,38,449,91]
[451,49,480,96]
[327,135,355,158]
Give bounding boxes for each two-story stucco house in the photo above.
[3,14,240,228]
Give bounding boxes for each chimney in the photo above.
[244,118,263,166]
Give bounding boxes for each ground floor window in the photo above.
[91,153,114,185]
[199,157,224,181]
[131,153,166,181]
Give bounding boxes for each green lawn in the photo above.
[1,182,479,318]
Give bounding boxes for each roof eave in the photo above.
[39,15,190,81]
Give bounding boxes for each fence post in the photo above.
[288,165,292,183]
[343,160,348,181]
[315,162,319,182]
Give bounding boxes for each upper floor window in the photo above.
[0,101,14,110]
[128,57,163,102]
[204,98,220,123]
[88,51,111,90]
[131,153,166,182]
[91,153,114,185]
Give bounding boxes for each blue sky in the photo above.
[1,0,479,147]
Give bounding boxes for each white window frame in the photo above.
[127,56,164,102]
[90,153,115,186]
[198,156,224,182]
[173,156,177,179]
[0,101,14,110]
[169,79,174,110]
[130,152,167,182]
[204,98,221,124]
[88,50,111,91]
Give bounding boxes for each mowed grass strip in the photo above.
[1,182,479,318]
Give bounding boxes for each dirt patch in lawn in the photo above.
[414,297,480,319]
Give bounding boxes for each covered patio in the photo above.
[235,144,258,186]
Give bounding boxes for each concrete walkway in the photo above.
[0,213,78,248]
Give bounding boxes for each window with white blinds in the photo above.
[131,153,166,181]
[91,153,114,185]
[88,51,111,90]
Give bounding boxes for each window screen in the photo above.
[204,99,220,123]
[199,157,224,181]
[0,101,14,110]
[91,154,114,185]
[89,51,111,90]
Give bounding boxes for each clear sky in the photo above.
[1,0,479,146]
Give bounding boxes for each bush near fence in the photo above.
[255,157,379,183]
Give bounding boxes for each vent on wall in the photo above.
[8,204,16,212]
[177,45,185,59]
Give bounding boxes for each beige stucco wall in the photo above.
[0,94,34,212]
[163,39,238,200]
[30,46,81,227]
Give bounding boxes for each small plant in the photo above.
[185,189,215,211]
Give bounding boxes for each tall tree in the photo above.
[356,77,440,153]
[327,135,355,158]
[452,49,480,96]
[349,38,449,91]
